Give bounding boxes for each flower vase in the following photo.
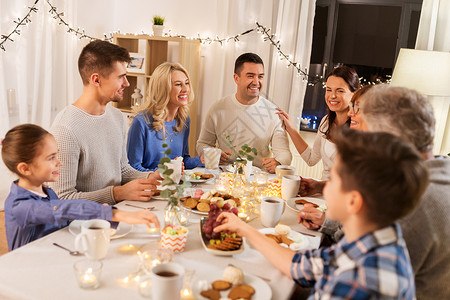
[164,203,189,227]
[230,161,247,197]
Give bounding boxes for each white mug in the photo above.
[203,147,221,170]
[150,262,185,300]
[275,165,295,179]
[281,175,301,200]
[261,197,285,227]
[165,159,182,184]
[75,219,110,260]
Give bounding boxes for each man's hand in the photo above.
[200,153,205,164]
[112,209,160,228]
[262,158,280,174]
[220,151,232,164]
[214,212,248,236]
[113,178,159,202]
[148,170,163,181]
[297,204,325,230]
[299,178,325,196]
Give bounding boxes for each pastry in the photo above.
[197,202,211,212]
[228,286,253,300]
[200,289,221,300]
[295,199,319,208]
[183,197,198,209]
[211,280,231,290]
[238,284,255,295]
[223,265,244,285]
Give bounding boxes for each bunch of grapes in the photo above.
[202,202,238,240]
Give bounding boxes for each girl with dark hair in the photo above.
[276,66,360,180]
[1,124,160,250]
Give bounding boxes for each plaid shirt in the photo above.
[291,224,416,299]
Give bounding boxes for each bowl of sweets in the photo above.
[161,225,188,253]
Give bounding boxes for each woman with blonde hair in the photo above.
[127,62,203,171]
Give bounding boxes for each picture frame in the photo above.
[126,52,146,74]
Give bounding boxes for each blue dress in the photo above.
[127,111,203,171]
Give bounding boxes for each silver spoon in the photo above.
[53,242,82,256]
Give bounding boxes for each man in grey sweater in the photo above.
[298,85,450,299]
[50,40,161,205]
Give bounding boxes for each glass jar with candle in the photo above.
[73,259,102,290]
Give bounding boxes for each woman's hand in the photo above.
[276,108,296,133]
[214,212,249,237]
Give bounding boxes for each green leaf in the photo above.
[162,143,168,148]
[162,178,175,186]
[164,169,174,176]
[245,147,251,153]
[238,150,245,156]
[247,155,254,161]
[160,189,171,198]
[165,149,172,155]
[160,157,171,164]
[252,148,258,155]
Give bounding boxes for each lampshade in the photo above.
[390,48,450,97]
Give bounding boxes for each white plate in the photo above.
[259,227,309,250]
[193,273,271,300]
[68,220,133,240]
[199,217,244,256]
[185,172,216,183]
[286,197,326,212]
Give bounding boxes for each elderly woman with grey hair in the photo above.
[297,85,450,300]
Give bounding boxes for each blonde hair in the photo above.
[134,62,194,136]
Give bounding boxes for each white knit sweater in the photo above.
[50,104,149,204]
[196,94,292,168]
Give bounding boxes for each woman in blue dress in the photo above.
[127,62,203,171]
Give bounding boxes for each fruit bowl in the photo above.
[199,217,244,256]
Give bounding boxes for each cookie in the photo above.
[183,197,198,209]
[197,202,211,212]
[228,286,253,300]
[265,233,282,243]
[238,284,255,295]
[295,199,319,208]
[212,280,231,290]
[200,289,221,300]
[201,173,214,179]
[280,235,294,246]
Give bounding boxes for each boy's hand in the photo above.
[298,204,325,230]
[299,178,325,196]
[112,209,160,228]
[214,212,248,236]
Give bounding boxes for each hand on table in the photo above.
[113,178,159,202]
[113,209,160,228]
[200,153,205,164]
[299,178,325,196]
[262,158,280,174]
[297,204,325,230]
[220,151,232,164]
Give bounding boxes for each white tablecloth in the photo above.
[0,171,323,300]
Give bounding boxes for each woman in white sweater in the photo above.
[277,66,360,180]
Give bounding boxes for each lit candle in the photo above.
[80,269,97,289]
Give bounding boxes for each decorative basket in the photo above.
[160,228,188,253]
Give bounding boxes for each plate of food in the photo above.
[193,265,271,300]
[259,225,310,251]
[68,220,133,240]
[186,171,216,183]
[286,197,326,213]
[199,217,244,256]
[181,189,241,216]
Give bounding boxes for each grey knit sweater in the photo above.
[319,156,450,299]
[49,104,149,204]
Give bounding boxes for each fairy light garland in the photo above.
[0,0,40,51]
[1,1,388,86]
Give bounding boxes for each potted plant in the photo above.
[152,15,165,36]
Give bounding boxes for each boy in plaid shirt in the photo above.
[215,129,428,299]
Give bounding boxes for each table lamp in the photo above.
[390,48,450,154]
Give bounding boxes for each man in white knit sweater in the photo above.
[50,40,161,205]
[196,53,292,173]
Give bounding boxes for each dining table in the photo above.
[0,168,324,300]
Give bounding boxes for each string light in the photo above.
[1,2,386,86]
[0,0,40,51]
